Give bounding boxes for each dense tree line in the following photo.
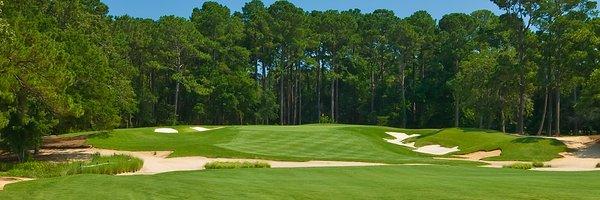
[0,0,599,160]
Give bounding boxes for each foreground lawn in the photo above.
[2,165,600,199]
[414,128,567,161]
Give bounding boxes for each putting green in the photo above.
[2,165,600,199]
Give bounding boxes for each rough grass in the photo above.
[0,154,142,178]
[2,165,600,199]
[503,163,533,170]
[86,124,479,165]
[204,161,270,169]
[413,128,567,161]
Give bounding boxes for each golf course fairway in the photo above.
[2,165,600,199]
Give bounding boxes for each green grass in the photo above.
[413,128,567,161]
[87,124,479,165]
[204,161,270,169]
[2,165,600,199]
[0,154,142,178]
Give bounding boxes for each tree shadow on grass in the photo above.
[460,128,498,133]
[87,131,112,139]
[510,137,564,146]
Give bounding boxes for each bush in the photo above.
[204,161,270,169]
[503,163,533,170]
[319,115,334,124]
[532,162,548,168]
[376,116,389,126]
[2,154,143,178]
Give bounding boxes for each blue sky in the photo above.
[101,0,503,20]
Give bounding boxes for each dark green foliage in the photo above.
[204,161,270,169]
[318,115,334,124]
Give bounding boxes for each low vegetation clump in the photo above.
[0,154,142,178]
[204,161,271,169]
[503,163,533,170]
[532,162,550,168]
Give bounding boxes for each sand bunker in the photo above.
[384,132,418,148]
[456,150,502,160]
[191,127,210,132]
[384,132,460,155]
[414,145,460,155]
[0,177,33,191]
[554,135,600,149]
[154,128,178,133]
[37,148,386,175]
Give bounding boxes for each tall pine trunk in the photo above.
[331,73,335,122]
[317,58,322,120]
[370,70,375,116]
[399,61,407,128]
[555,83,561,136]
[454,98,460,127]
[547,89,554,136]
[280,73,284,125]
[537,86,548,135]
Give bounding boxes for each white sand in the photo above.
[154,128,178,133]
[456,150,502,160]
[414,145,460,155]
[191,127,210,132]
[384,132,460,155]
[384,132,419,148]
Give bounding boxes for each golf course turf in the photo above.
[2,165,600,199]
[0,125,583,199]
[87,125,565,162]
[413,128,568,161]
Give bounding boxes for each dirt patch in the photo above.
[42,135,90,149]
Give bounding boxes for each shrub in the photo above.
[503,163,533,170]
[204,161,270,169]
[3,154,143,178]
[376,116,389,126]
[532,162,546,168]
[319,115,334,124]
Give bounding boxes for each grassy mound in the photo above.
[204,161,270,169]
[86,125,477,165]
[2,165,600,199]
[0,154,142,178]
[413,128,567,161]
